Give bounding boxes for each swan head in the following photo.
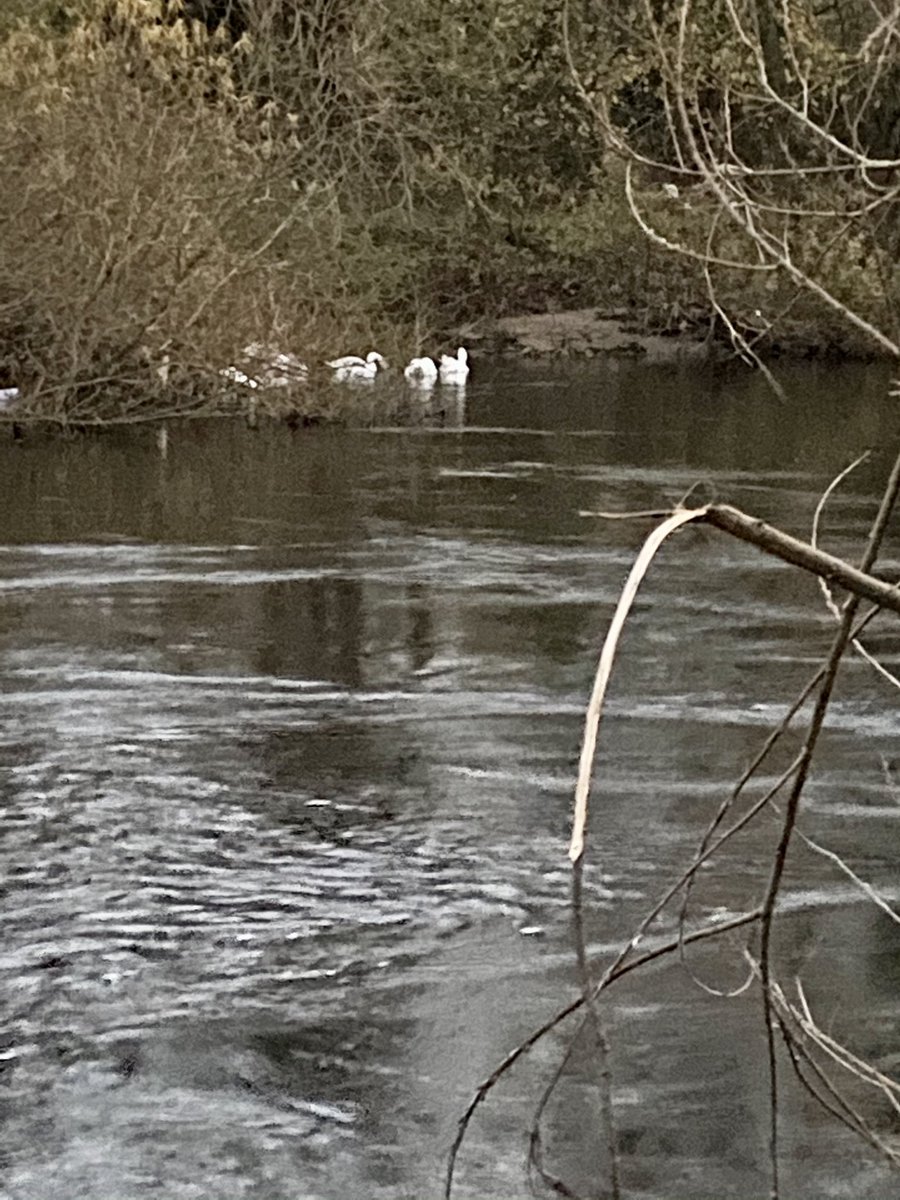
[366,351,386,366]
[457,347,468,364]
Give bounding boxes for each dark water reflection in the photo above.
[0,359,899,1199]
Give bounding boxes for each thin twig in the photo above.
[757,444,900,1198]
[444,909,760,1198]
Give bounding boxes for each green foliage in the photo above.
[0,1,79,36]
[0,0,634,418]
[593,0,900,352]
[2,0,896,418]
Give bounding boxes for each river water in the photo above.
[0,360,898,1199]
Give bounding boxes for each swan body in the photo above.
[0,386,20,408]
[244,344,309,388]
[326,353,369,370]
[220,365,259,389]
[438,346,469,384]
[404,356,438,385]
[221,343,308,390]
[327,350,386,382]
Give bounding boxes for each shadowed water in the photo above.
[1,359,899,1199]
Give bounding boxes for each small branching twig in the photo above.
[444,909,760,1198]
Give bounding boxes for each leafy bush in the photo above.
[4,0,893,418]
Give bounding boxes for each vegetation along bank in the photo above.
[2,0,899,422]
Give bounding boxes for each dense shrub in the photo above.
[2,0,897,416]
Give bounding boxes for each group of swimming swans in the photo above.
[404,347,469,385]
[221,345,469,389]
[328,347,469,386]
[0,347,467,409]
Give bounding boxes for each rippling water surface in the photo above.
[1,360,899,1198]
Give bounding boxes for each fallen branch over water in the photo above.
[570,499,900,863]
[581,502,900,617]
[702,503,900,615]
[449,481,900,1199]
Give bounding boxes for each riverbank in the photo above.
[1,1,896,425]
[473,305,892,363]
[2,289,891,427]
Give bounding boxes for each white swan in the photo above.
[221,344,308,389]
[220,365,259,389]
[438,346,469,384]
[0,386,20,408]
[267,352,309,386]
[403,356,438,386]
[245,344,309,388]
[327,351,386,381]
